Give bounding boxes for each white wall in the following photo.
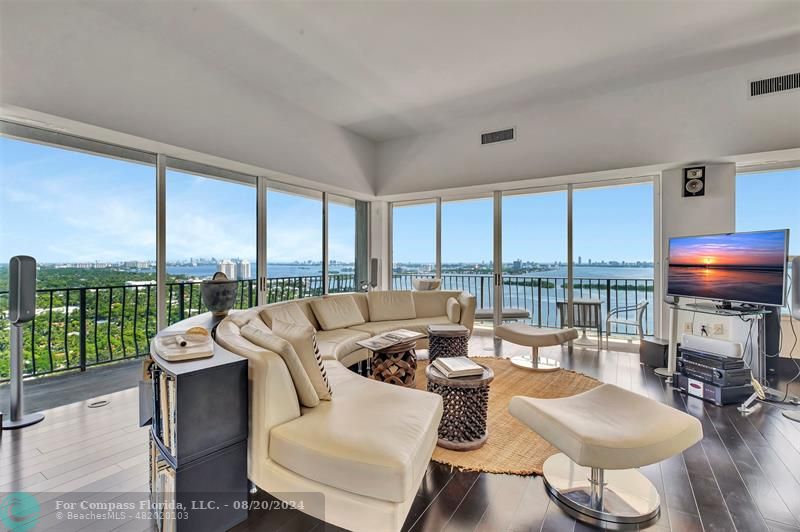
[377,53,800,196]
[0,1,376,195]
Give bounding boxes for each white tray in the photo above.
[154,332,214,362]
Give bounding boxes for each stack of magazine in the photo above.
[356,329,425,351]
[431,357,484,378]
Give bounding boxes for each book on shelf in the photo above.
[356,328,425,351]
[167,377,177,455]
[155,463,176,532]
[160,374,170,452]
[432,357,484,378]
[152,368,161,441]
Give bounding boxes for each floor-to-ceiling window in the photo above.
[388,178,656,341]
[572,180,655,341]
[441,197,493,309]
[501,189,568,327]
[392,201,437,289]
[327,194,356,293]
[267,185,323,301]
[0,132,155,378]
[0,122,371,382]
[166,163,257,323]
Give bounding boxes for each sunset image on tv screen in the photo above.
[667,230,787,305]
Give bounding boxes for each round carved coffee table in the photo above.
[371,339,418,388]
[426,363,494,451]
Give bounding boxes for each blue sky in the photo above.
[735,169,799,255]
[1,136,797,265]
[394,184,656,264]
[0,136,355,263]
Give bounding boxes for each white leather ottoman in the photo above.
[495,324,578,371]
[509,383,702,528]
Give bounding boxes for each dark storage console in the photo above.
[144,325,248,532]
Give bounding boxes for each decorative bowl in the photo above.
[200,272,239,317]
[412,278,441,291]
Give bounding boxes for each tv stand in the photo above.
[656,300,794,401]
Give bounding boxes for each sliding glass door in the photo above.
[441,197,494,312]
[391,201,437,289]
[388,178,656,346]
[266,185,323,301]
[501,189,568,328]
[571,181,655,346]
[165,164,257,323]
[327,194,357,293]
[0,133,156,377]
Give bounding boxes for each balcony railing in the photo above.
[1,272,650,381]
[0,274,357,381]
[393,273,654,336]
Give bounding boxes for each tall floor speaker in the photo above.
[764,306,781,376]
[3,256,45,429]
[369,258,379,288]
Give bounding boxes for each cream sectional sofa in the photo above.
[229,289,476,368]
[214,290,476,531]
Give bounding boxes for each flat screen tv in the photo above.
[667,229,789,306]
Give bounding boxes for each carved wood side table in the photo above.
[370,339,418,388]
[426,362,494,450]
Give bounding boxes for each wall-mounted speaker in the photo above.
[9,255,37,324]
[683,166,706,197]
[369,258,379,288]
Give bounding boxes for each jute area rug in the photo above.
[416,357,600,475]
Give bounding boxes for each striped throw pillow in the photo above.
[311,331,332,398]
[272,319,332,400]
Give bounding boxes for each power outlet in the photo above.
[684,322,693,333]
[712,323,724,336]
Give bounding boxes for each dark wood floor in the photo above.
[2,337,799,532]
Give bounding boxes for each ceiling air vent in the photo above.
[750,72,800,97]
[481,127,515,145]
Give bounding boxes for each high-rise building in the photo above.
[236,259,251,280]
[218,259,236,279]
[578,256,582,265]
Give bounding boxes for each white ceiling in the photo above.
[4,0,800,144]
